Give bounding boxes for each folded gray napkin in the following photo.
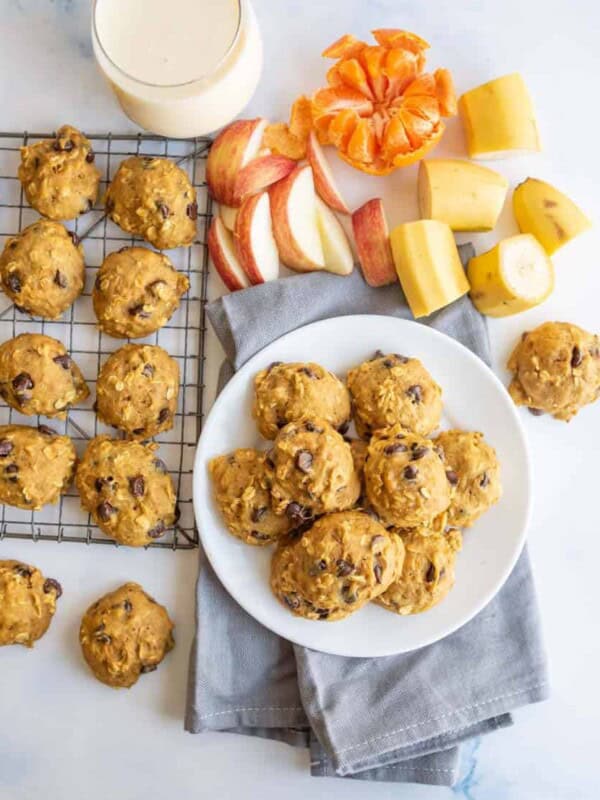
[186,245,549,787]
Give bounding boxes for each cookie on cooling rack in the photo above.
[18,124,100,221]
[95,344,180,440]
[0,333,89,418]
[105,156,197,250]
[75,435,177,547]
[0,559,63,647]
[0,220,85,319]
[0,424,76,510]
[79,582,174,687]
[93,246,189,338]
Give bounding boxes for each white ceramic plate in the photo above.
[193,315,531,658]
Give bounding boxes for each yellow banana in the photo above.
[467,234,554,317]
[390,220,470,318]
[458,73,540,159]
[513,177,591,255]
[418,159,508,231]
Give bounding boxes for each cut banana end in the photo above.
[513,177,591,255]
[467,234,554,317]
[390,220,470,318]
[458,73,540,159]
[418,159,508,232]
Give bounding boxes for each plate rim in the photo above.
[193,314,532,657]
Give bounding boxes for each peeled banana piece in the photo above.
[418,159,508,232]
[390,220,470,318]
[513,177,591,255]
[458,73,540,159]
[467,234,554,317]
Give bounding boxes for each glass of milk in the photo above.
[92,0,263,138]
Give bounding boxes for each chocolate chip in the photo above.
[186,202,198,220]
[571,346,583,368]
[5,463,18,474]
[128,303,151,318]
[300,366,317,379]
[336,559,354,577]
[158,408,170,424]
[406,384,422,403]
[384,442,408,455]
[309,559,328,576]
[12,372,34,393]
[153,458,168,474]
[0,439,14,457]
[53,354,71,369]
[393,354,410,363]
[94,477,105,492]
[267,361,282,372]
[140,663,158,674]
[85,150,95,163]
[147,520,166,539]
[250,530,271,541]
[341,584,358,604]
[411,446,429,461]
[275,417,287,429]
[68,230,80,246]
[425,563,436,582]
[156,202,169,219]
[403,465,418,480]
[38,425,57,439]
[4,271,22,294]
[142,363,155,378]
[97,500,117,521]
[528,407,545,417]
[147,279,166,295]
[129,475,145,497]
[446,469,459,486]
[337,420,350,435]
[123,599,132,612]
[283,593,300,609]
[251,506,267,523]
[304,421,323,433]
[316,609,330,620]
[13,563,31,577]
[43,578,62,598]
[374,563,383,584]
[295,450,313,473]
[285,502,312,525]
[54,270,68,288]
[480,472,490,488]
[372,349,385,360]
[95,632,112,644]
[53,138,74,152]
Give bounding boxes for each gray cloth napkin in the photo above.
[186,245,549,787]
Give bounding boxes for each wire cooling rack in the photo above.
[0,130,214,549]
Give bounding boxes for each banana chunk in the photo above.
[513,178,591,255]
[418,159,508,232]
[458,73,540,159]
[467,234,554,317]
[390,220,470,318]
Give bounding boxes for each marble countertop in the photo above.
[0,1,598,798]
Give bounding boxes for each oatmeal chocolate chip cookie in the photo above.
[347,351,443,439]
[95,344,179,439]
[0,333,89,418]
[507,322,600,421]
[0,424,76,509]
[0,220,85,319]
[209,449,291,546]
[253,362,351,440]
[435,430,502,528]
[79,582,174,688]
[93,247,189,339]
[18,124,100,220]
[105,156,197,250]
[271,511,404,621]
[376,528,462,615]
[0,560,62,647]
[269,418,360,521]
[364,424,451,528]
[75,436,177,547]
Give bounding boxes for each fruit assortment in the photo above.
[206,28,591,324]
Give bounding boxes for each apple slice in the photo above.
[207,217,250,292]
[234,192,280,285]
[219,204,239,232]
[307,130,351,214]
[351,198,397,287]
[233,154,297,206]
[269,165,325,273]
[315,197,354,276]
[206,118,268,206]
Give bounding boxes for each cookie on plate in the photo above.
[0,560,62,647]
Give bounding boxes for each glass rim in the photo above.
[92,0,244,89]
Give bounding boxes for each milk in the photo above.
[92,0,263,138]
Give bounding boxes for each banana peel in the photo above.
[458,73,540,159]
[467,233,554,317]
[513,177,591,255]
[418,159,508,231]
[390,220,470,318]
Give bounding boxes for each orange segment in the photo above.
[322,34,367,59]
[312,86,374,117]
[372,29,430,53]
[399,109,435,148]
[381,116,411,160]
[434,68,457,116]
[346,118,376,163]
[313,113,335,145]
[328,108,360,149]
[403,73,437,98]
[326,64,345,88]
[404,95,440,125]
[337,58,374,99]
[360,46,388,101]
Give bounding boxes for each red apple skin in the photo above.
[233,155,297,206]
[306,130,351,215]
[206,118,267,206]
[207,217,250,292]
[234,192,279,285]
[269,165,324,273]
[352,198,397,287]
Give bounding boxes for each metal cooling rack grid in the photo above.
[0,131,214,549]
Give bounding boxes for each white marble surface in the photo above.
[0,1,599,798]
